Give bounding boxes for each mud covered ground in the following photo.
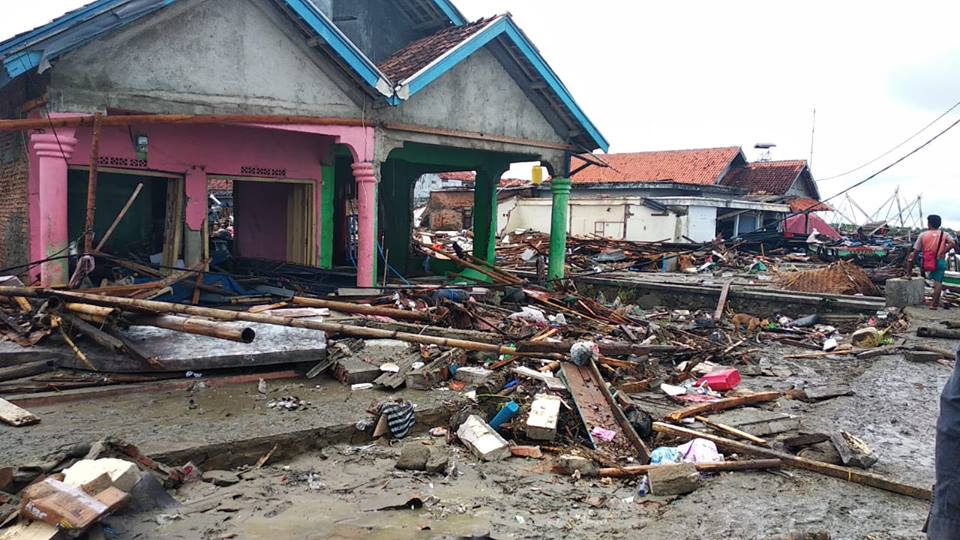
[84,306,954,540]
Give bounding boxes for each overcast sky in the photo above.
[4,1,959,227]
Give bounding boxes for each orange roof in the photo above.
[571,147,742,185]
[790,198,833,212]
[721,160,808,195]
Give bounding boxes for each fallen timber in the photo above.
[125,314,256,344]
[598,459,781,478]
[653,422,932,500]
[288,296,433,322]
[0,289,518,355]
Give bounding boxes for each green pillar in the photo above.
[319,165,335,269]
[472,167,500,264]
[380,161,416,277]
[548,177,571,282]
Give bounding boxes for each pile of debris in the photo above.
[778,260,880,296]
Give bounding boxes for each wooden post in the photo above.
[83,112,103,253]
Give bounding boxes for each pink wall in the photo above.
[65,123,335,261]
[235,181,288,260]
[28,116,377,283]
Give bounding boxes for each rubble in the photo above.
[647,463,701,496]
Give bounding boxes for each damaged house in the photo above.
[498,147,823,243]
[0,0,607,288]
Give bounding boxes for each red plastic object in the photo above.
[696,368,741,391]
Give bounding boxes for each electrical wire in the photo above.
[818,97,960,181]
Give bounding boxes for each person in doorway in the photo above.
[927,347,960,539]
[906,214,956,309]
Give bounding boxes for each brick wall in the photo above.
[0,131,30,275]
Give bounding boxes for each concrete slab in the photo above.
[0,322,327,373]
[0,375,458,468]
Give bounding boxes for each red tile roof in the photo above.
[721,160,807,195]
[570,147,742,185]
[790,197,833,212]
[379,17,498,82]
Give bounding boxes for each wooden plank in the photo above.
[598,458,781,478]
[664,391,781,422]
[161,178,185,273]
[653,422,930,500]
[714,281,731,320]
[694,415,768,445]
[0,359,54,382]
[0,396,40,426]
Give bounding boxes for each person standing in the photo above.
[906,215,957,309]
[928,348,960,539]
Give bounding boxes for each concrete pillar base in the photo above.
[885,277,925,307]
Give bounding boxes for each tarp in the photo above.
[784,213,843,241]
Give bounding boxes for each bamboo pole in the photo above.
[598,459,782,478]
[653,422,931,500]
[0,288,516,355]
[83,112,103,253]
[65,303,117,319]
[0,115,367,132]
[289,296,431,322]
[694,415,769,446]
[95,183,143,252]
[126,314,255,344]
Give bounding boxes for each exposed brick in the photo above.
[0,131,30,277]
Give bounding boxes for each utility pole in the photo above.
[808,108,816,169]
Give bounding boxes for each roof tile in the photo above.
[379,17,497,82]
[570,147,742,185]
[721,160,807,195]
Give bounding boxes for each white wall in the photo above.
[686,206,718,242]
[503,198,686,242]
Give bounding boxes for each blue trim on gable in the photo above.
[0,0,178,83]
[3,51,43,80]
[281,0,388,91]
[0,0,127,56]
[431,0,466,26]
[400,17,609,152]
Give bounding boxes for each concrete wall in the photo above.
[686,205,717,242]
[49,0,364,117]
[503,198,724,243]
[0,132,30,273]
[332,0,426,64]
[380,47,567,146]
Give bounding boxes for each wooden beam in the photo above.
[598,459,781,478]
[664,391,781,422]
[0,114,368,131]
[0,397,40,426]
[653,422,931,500]
[714,281,731,320]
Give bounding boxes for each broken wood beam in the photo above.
[0,289,517,355]
[289,296,432,322]
[653,422,930,500]
[694,415,769,446]
[125,314,255,343]
[598,459,781,478]
[714,281,731,320]
[0,360,55,383]
[917,326,960,340]
[61,313,125,353]
[0,397,40,426]
[82,112,103,253]
[664,391,781,422]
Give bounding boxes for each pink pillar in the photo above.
[352,161,378,287]
[30,132,78,286]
